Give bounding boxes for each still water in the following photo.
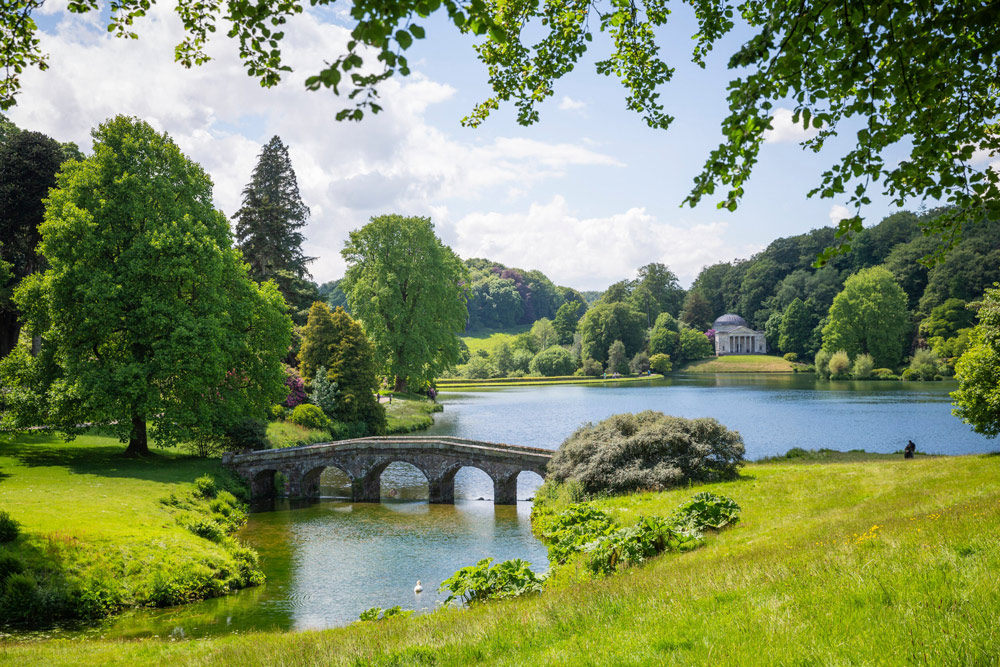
[85,374,994,639]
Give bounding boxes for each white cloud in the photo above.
[9,6,621,284]
[450,196,757,289]
[558,96,586,111]
[764,108,820,144]
[828,204,851,224]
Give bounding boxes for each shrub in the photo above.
[439,558,545,605]
[359,605,414,622]
[187,517,226,543]
[629,351,651,374]
[310,365,340,418]
[783,352,799,362]
[909,347,944,381]
[460,355,497,379]
[0,555,24,583]
[290,403,332,430]
[670,492,741,530]
[194,474,217,498]
[268,404,287,420]
[224,419,269,452]
[872,367,896,379]
[649,353,672,374]
[901,368,918,381]
[329,420,368,440]
[547,411,745,495]
[851,353,875,379]
[283,367,306,408]
[540,503,617,563]
[828,349,851,378]
[529,346,577,377]
[0,572,39,622]
[580,357,603,377]
[0,511,20,543]
[510,349,534,374]
[814,349,831,379]
[585,515,700,575]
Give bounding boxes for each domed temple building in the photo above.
[712,314,767,356]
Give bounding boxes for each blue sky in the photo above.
[12,2,911,289]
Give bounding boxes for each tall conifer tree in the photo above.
[234,136,316,321]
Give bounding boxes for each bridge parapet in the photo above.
[224,436,553,505]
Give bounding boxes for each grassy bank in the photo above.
[437,374,661,390]
[0,432,259,628]
[678,354,808,373]
[461,327,530,356]
[384,395,443,434]
[7,451,1000,665]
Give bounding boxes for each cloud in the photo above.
[558,96,586,111]
[450,196,758,289]
[764,108,820,144]
[9,6,621,284]
[828,204,851,224]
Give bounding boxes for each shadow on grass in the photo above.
[0,432,215,484]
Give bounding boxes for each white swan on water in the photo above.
[414,580,423,594]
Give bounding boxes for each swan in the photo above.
[414,580,423,594]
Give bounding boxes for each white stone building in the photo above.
[712,314,767,356]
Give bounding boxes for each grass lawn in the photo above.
[460,326,531,357]
[437,374,661,389]
[678,354,808,373]
[0,432,252,625]
[384,395,443,433]
[7,451,1000,665]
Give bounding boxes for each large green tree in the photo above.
[630,263,684,325]
[0,128,66,357]
[821,267,910,368]
[778,298,814,357]
[952,284,1000,438]
[234,135,315,322]
[341,214,468,391]
[680,289,714,331]
[578,301,645,363]
[552,301,583,345]
[8,2,995,260]
[0,116,291,455]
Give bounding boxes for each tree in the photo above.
[0,116,292,455]
[310,365,340,418]
[630,263,684,325]
[822,267,911,368]
[234,136,314,321]
[680,289,713,332]
[529,345,576,377]
[649,353,672,374]
[552,301,583,345]
[778,298,814,358]
[919,298,975,341]
[299,301,340,382]
[0,129,67,357]
[629,351,650,374]
[530,317,557,351]
[341,215,468,392]
[607,340,626,374]
[578,302,646,363]
[678,327,713,362]
[648,312,680,358]
[493,341,514,376]
[6,1,999,261]
[326,306,385,432]
[952,285,1000,437]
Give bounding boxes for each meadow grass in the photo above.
[0,432,254,626]
[6,451,1000,665]
[678,354,807,373]
[385,396,443,433]
[265,421,329,448]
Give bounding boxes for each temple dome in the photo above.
[712,313,748,329]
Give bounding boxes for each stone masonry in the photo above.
[222,436,553,505]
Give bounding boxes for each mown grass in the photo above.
[438,375,660,390]
[7,451,1000,665]
[0,432,256,627]
[678,354,807,373]
[385,396,443,434]
[460,326,530,356]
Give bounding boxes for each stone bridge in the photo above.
[222,436,553,505]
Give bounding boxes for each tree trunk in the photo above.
[124,412,151,457]
[393,375,407,393]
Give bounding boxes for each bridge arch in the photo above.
[301,462,354,499]
[250,468,280,499]
[517,470,545,501]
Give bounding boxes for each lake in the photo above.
[78,374,995,639]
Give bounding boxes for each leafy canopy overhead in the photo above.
[3,1,998,259]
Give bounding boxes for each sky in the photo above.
[9,2,925,290]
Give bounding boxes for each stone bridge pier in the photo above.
[224,436,552,506]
